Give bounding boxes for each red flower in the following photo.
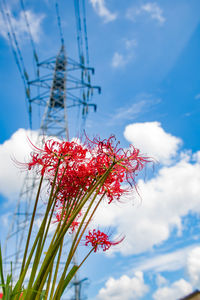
[0,293,23,299]
[55,208,82,233]
[85,136,151,203]
[85,229,124,252]
[26,139,87,175]
[25,135,151,203]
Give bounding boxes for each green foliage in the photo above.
[0,246,13,300]
[61,265,79,296]
[0,244,5,296]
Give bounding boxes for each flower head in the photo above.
[86,136,151,203]
[85,229,124,252]
[26,139,87,175]
[54,208,82,233]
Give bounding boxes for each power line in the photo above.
[0,0,32,126]
[2,0,28,78]
[19,0,39,67]
[55,0,64,46]
[2,2,101,299]
[19,0,41,128]
[82,0,89,65]
[74,0,84,64]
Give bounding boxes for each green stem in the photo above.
[78,248,94,269]
[20,175,44,275]
[40,199,57,252]
[31,164,114,296]
[71,192,106,260]
[56,248,94,299]
[53,189,108,298]
[49,238,64,299]
[34,261,52,300]
[44,266,53,300]
[0,244,5,296]
[23,160,61,297]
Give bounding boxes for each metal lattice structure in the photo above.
[4,43,100,294]
[2,0,100,298]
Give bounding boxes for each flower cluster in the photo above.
[26,136,149,203]
[4,134,152,299]
[27,135,150,234]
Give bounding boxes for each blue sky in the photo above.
[1,0,200,299]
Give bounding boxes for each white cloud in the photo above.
[192,151,200,163]
[111,37,138,69]
[156,274,168,287]
[1,212,11,228]
[132,245,197,273]
[125,38,138,50]
[187,247,200,286]
[111,52,131,68]
[93,123,200,256]
[90,0,117,23]
[153,279,192,300]
[126,2,165,25]
[111,38,138,69]
[0,129,39,201]
[124,122,182,164]
[141,3,165,24]
[110,96,160,123]
[97,272,148,300]
[0,8,44,43]
[113,100,148,119]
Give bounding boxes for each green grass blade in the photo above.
[0,244,5,296]
[61,265,79,296]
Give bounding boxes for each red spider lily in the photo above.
[84,137,150,203]
[89,136,150,177]
[55,161,94,203]
[55,208,82,233]
[27,135,151,203]
[85,229,124,252]
[24,135,151,209]
[26,139,87,175]
[7,134,152,299]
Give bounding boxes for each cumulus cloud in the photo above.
[0,128,39,201]
[153,279,192,300]
[124,122,182,164]
[187,247,200,286]
[97,272,148,300]
[92,123,200,255]
[94,154,200,255]
[126,2,165,25]
[0,8,44,43]
[90,0,117,23]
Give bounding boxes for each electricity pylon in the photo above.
[2,1,100,298]
[4,43,100,295]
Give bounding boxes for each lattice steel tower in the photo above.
[2,0,100,299]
